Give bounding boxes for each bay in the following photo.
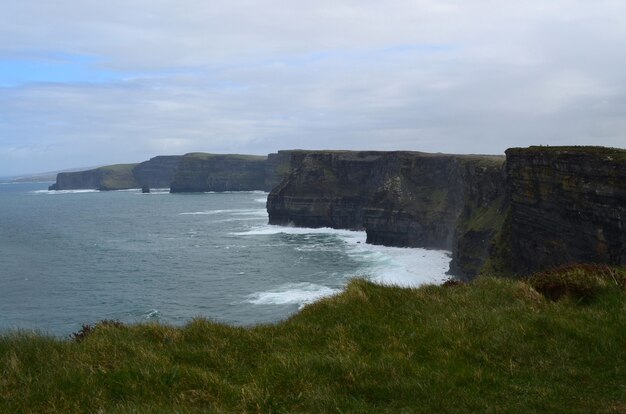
[0,182,450,336]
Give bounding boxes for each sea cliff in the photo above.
[169,153,267,192]
[49,164,139,191]
[49,156,182,191]
[486,146,626,276]
[267,146,625,279]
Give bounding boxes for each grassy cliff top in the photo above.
[1,266,624,413]
[96,163,139,172]
[183,153,267,161]
[507,145,626,159]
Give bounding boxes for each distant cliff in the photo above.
[264,151,296,191]
[49,152,291,192]
[132,156,183,188]
[49,156,182,191]
[49,164,138,191]
[169,153,267,193]
[267,146,625,279]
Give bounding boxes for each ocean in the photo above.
[0,182,451,337]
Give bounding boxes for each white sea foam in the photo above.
[254,197,268,203]
[231,225,362,238]
[235,223,450,289]
[231,209,268,217]
[246,283,340,308]
[347,243,451,287]
[31,189,100,195]
[204,190,268,194]
[180,208,268,216]
[144,309,160,320]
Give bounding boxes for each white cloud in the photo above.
[0,0,625,174]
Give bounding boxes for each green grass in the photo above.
[183,153,267,162]
[506,146,626,162]
[97,164,139,190]
[1,269,625,413]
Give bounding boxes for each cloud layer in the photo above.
[1,1,625,174]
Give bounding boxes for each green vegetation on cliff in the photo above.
[1,266,624,413]
[97,164,139,190]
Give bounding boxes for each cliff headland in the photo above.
[49,146,625,279]
[267,146,625,279]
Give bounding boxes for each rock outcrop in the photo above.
[132,156,183,189]
[267,150,505,252]
[486,146,626,276]
[169,153,267,193]
[266,146,625,279]
[264,151,297,191]
[268,151,391,229]
[49,164,138,191]
[49,156,183,191]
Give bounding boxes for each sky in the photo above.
[1,1,625,175]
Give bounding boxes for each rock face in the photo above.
[267,151,505,251]
[264,151,296,191]
[268,151,392,230]
[448,161,506,278]
[364,154,466,249]
[132,156,182,189]
[49,156,183,191]
[487,146,626,275]
[49,164,138,191]
[170,153,268,193]
[267,146,625,279]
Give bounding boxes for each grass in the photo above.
[1,268,625,413]
[97,164,139,190]
[183,153,267,162]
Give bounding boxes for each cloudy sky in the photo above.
[1,1,625,175]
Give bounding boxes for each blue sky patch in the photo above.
[0,52,129,86]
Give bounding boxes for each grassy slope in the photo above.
[1,271,624,413]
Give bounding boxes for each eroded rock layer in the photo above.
[169,153,267,193]
[488,147,626,275]
[267,151,505,254]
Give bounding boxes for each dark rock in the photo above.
[487,146,626,276]
[264,151,296,191]
[133,156,182,189]
[51,164,138,191]
[142,186,150,193]
[268,151,504,254]
[170,153,268,192]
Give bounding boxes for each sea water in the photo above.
[0,182,451,336]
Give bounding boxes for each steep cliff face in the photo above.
[448,160,506,278]
[267,151,505,249]
[170,153,267,192]
[264,151,295,191]
[132,156,182,188]
[364,154,463,249]
[49,164,138,191]
[267,151,394,229]
[487,147,626,275]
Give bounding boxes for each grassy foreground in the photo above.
[1,267,624,413]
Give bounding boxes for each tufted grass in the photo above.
[1,268,624,413]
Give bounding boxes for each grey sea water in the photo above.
[0,182,451,336]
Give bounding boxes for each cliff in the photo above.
[448,159,506,278]
[169,153,267,193]
[268,151,393,229]
[267,151,505,250]
[132,156,182,188]
[486,146,626,276]
[267,146,625,279]
[49,164,138,191]
[49,156,183,191]
[264,151,297,191]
